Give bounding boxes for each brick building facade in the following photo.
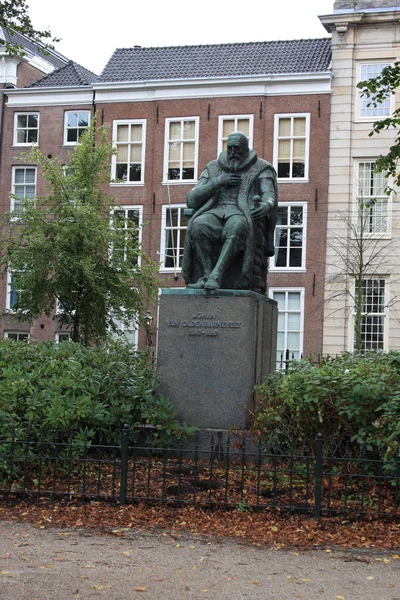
[0,38,332,363]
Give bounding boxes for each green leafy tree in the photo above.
[0,0,59,57]
[0,123,157,345]
[358,62,400,187]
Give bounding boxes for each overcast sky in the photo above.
[28,0,335,75]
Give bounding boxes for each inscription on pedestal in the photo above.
[165,311,242,338]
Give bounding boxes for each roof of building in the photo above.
[0,26,69,70]
[27,60,98,88]
[98,38,332,83]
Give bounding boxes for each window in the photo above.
[358,63,391,119]
[13,113,39,145]
[164,118,199,182]
[6,271,23,312]
[4,332,29,341]
[273,114,310,180]
[11,166,36,213]
[269,288,304,369]
[55,333,71,343]
[113,318,138,346]
[270,203,306,270]
[64,111,90,145]
[112,120,146,184]
[160,205,188,271]
[217,115,254,154]
[112,205,143,265]
[353,278,386,351]
[356,162,389,235]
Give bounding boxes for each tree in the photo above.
[358,62,400,187]
[0,123,157,345]
[324,200,400,352]
[0,0,59,57]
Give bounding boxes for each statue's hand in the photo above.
[251,201,270,221]
[218,173,242,187]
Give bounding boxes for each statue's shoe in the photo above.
[204,276,221,290]
[187,278,206,289]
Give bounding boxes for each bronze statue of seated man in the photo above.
[182,132,278,293]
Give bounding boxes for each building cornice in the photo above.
[5,86,94,107]
[320,8,400,33]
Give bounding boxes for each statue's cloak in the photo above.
[182,150,277,290]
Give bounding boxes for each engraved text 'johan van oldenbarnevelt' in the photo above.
[166,313,242,338]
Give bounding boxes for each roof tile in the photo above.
[99,38,331,83]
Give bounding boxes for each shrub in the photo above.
[253,352,400,457]
[0,339,194,444]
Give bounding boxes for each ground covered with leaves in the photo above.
[0,501,399,550]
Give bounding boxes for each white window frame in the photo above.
[163,117,199,184]
[6,270,23,312]
[4,331,29,341]
[112,317,139,347]
[111,204,143,266]
[268,287,305,370]
[217,114,254,155]
[273,113,310,182]
[111,119,146,185]
[55,332,71,343]
[269,202,307,271]
[357,62,393,121]
[159,204,188,272]
[354,160,391,238]
[11,166,37,213]
[63,110,91,145]
[349,277,388,351]
[13,112,39,146]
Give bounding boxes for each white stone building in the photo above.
[320,0,400,353]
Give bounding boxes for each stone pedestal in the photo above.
[156,289,277,430]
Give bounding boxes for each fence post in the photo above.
[314,433,323,518]
[119,424,129,506]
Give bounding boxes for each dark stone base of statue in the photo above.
[156,288,277,430]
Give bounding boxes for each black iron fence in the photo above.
[0,426,399,519]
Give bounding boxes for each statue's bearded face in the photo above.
[227,133,249,171]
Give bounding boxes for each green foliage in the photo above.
[0,122,157,345]
[357,62,400,187]
[0,0,59,57]
[0,339,191,443]
[253,352,400,457]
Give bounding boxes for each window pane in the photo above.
[293,118,306,136]
[67,129,78,143]
[25,169,35,183]
[28,114,38,128]
[14,169,25,183]
[278,139,290,160]
[130,145,142,162]
[67,113,78,128]
[169,122,181,140]
[183,121,195,139]
[116,164,128,180]
[293,139,305,161]
[278,118,291,136]
[17,114,27,128]
[117,145,129,162]
[273,292,286,310]
[16,131,27,144]
[129,164,141,181]
[287,293,301,310]
[287,313,300,329]
[117,125,129,142]
[130,124,142,142]
[223,120,235,137]
[237,119,250,136]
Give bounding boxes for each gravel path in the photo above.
[0,521,399,599]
